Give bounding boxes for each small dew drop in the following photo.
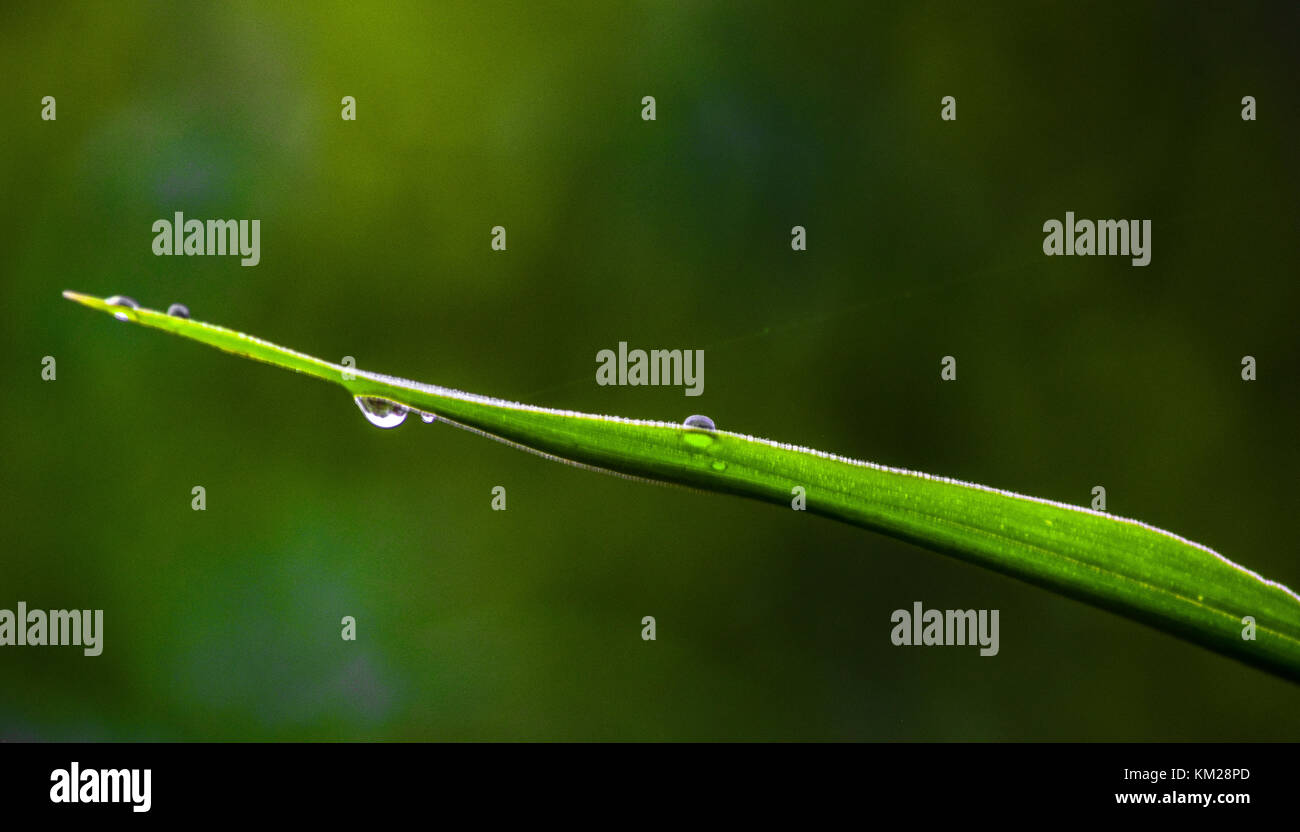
[710,460,727,471]
[105,295,140,322]
[420,413,437,424]
[353,396,408,429]
[167,303,190,319]
[683,414,715,430]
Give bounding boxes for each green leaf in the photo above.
[64,291,1300,682]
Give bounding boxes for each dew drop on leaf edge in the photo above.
[167,303,190,319]
[354,396,408,429]
[683,414,715,430]
[105,295,139,322]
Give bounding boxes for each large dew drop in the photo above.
[683,414,715,430]
[354,396,408,429]
[105,295,140,322]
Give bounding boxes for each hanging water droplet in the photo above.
[683,414,715,430]
[419,412,437,424]
[353,396,408,429]
[105,295,140,322]
[167,303,190,319]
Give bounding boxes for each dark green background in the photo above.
[2,1,1297,739]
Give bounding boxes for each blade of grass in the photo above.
[64,290,1300,682]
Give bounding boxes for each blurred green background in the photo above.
[2,1,1297,740]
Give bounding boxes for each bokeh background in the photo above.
[2,1,1297,740]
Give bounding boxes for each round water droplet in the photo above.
[353,396,408,429]
[167,303,190,319]
[420,413,437,424]
[710,460,727,471]
[105,295,140,322]
[683,414,715,430]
